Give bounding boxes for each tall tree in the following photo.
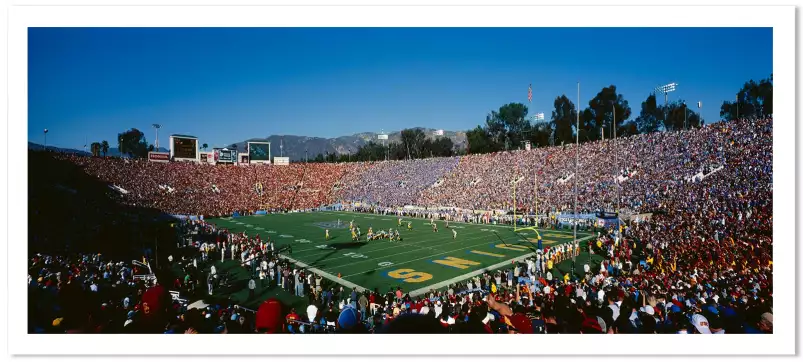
[90,142,101,157]
[117,128,150,158]
[399,128,427,159]
[664,101,703,131]
[634,93,663,134]
[466,126,493,154]
[550,95,577,146]
[202,143,208,151]
[425,136,454,157]
[355,141,388,161]
[581,85,632,143]
[720,75,773,121]
[529,121,553,148]
[485,103,530,151]
[100,140,109,157]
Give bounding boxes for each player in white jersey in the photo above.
[452,228,457,239]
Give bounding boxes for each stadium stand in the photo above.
[28,117,773,334]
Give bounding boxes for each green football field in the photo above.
[208,211,595,296]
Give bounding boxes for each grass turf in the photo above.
[206,211,594,297]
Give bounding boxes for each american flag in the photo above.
[528,84,532,103]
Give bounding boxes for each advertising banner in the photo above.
[148,152,170,163]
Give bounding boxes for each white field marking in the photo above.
[294,233,497,271]
[331,232,547,277]
[321,211,583,236]
[346,236,593,284]
[279,234,293,238]
[290,230,491,258]
[338,237,527,279]
[266,230,276,234]
[255,227,264,230]
[408,234,597,297]
[245,224,253,228]
[278,254,368,294]
[292,235,490,269]
[235,222,244,225]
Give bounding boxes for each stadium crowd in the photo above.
[29,117,773,333]
[57,155,353,216]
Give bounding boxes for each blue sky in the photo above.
[28,27,772,150]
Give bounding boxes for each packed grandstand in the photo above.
[28,117,772,334]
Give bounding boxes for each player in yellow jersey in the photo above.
[389,228,395,242]
[432,222,438,233]
[407,221,412,230]
[351,229,358,241]
[349,220,354,229]
[394,229,401,241]
[325,229,330,240]
[398,217,402,227]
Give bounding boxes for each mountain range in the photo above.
[225,128,466,161]
[29,127,466,161]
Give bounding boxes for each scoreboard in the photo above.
[170,135,199,161]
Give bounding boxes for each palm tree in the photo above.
[101,140,109,157]
[90,142,101,157]
[202,143,208,151]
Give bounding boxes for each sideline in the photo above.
[407,234,596,297]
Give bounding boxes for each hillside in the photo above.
[228,128,466,161]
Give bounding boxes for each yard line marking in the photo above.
[322,211,582,235]
[408,234,597,297]
[339,239,516,278]
[296,236,491,268]
[342,233,597,280]
[469,250,506,258]
[291,232,493,261]
[328,233,530,274]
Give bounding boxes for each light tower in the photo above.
[152,124,161,150]
[654,83,677,129]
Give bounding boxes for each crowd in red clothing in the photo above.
[30,117,773,334]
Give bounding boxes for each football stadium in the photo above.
[27,27,774,335]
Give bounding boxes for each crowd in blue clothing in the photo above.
[28,117,773,334]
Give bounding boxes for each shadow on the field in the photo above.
[327,242,365,250]
[358,269,377,276]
